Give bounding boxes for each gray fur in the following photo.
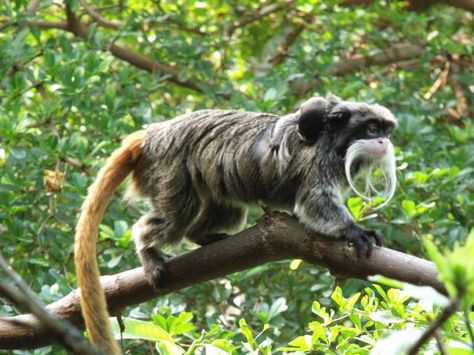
[131,96,397,287]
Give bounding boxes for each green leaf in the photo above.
[401,200,416,217]
[239,319,257,350]
[156,340,185,355]
[267,297,287,321]
[110,317,174,342]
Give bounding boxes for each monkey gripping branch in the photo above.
[0,96,445,351]
[0,212,444,350]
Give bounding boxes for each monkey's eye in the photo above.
[366,124,379,137]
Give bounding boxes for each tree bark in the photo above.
[0,213,445,350]
[290,42,424,95]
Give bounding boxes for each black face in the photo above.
[296,98,396,157]
[332,118,395,158]
[350,119,395,141]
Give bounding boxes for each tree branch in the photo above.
[408,296,461,355]
[227,0,295,37]
[0,254,101,354]
[290,42,424,95]
[0,213,444,350]
[26,0,42,15]
[332,42,424,76]
[22,5,207,95]
[77,0,122,29]
[268,16,311,65]
[343,0,474,12]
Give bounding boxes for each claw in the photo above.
[343,225,383,258]
[367,230,383,247]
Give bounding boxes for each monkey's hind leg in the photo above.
[187,203,246,246]
[133,213,188,289]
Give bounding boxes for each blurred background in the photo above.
[0,0,473,353]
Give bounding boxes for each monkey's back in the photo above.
[135,110,291,207]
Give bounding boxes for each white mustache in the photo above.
[344,139,397,209]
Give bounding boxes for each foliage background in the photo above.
[0,0,473,353]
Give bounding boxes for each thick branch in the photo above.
[343,0,474,12]
[331,42,424,76]
[290,42,424,95]
[0,213,444,350]
[0,254,101,355]
[443,0,474,11]
[21,5,206,94]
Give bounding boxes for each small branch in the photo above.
[0,253,101,354]
[0,213,445,349]
[77,0,122,29]
[424,61,450,100]
[332,42,424,76]
[26,0,42,14]
[343,0,474,12]
[463,305,474,350]
[227,0,295,37]
[290,42,424,95]
[25,117,51,129]
[62,156,91,176]
[16,6,204,95]
[435,0,474,12]
[29,20,69,31]
[408,296,461,355]
[451,77,469,117]
[268,19,308,65]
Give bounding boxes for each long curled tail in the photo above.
[74,130,145,354]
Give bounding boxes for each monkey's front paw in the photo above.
[343,225,383,258]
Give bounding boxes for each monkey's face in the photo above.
[342,110,397,209]
[298,96,398,208]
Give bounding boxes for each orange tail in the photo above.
[74,130,144,354]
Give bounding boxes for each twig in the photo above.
[425,315,448,355]
[290,42,425,95]
[26,0,42,14]
[408,296,460,355]
[77,0,122,29]
[268,14,311,65]
[450,75,469,117]
[463,305,474,351]
[28,20,69,30]
[423,61,450,100]
[25,118,51,131]
[227,0,294,37]
[0,253,102,354]
[62,156,91,176]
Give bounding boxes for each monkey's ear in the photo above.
[297,97,328,143]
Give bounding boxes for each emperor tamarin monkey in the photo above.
[74,94,397,354]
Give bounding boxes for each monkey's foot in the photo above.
[343,225,383,258]
[141,248,171,290]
